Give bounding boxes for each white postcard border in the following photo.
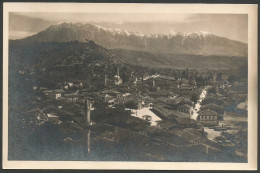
[2,3,258,170]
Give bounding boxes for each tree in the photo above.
[216,73,222,81]
[208,87,216,95]
[227,74,238,84]
[125,100,138,109]
[190,92,199,103]
[196,75,205,87]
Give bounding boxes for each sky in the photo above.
[9,12,248,43]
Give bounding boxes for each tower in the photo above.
[87,129,90,153]
[138,100,143,110]
[153,80,155,87]
[104,73,107,86]
[84,98,92,155]
[117,66,119,77]
[84,98,92,126]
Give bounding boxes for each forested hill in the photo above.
[9,40,123,67]
[9,40,247,71]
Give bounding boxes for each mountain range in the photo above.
[19,22,247,57]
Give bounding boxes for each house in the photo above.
[175,96,194,106]
[148,91,168,98]
[197,109,219,126]
[67,97,78,102]
[180,86,193,93]
[114,96,126,106]
[168,92,179,99]
[101,90,121,98]
[101,90,126,107]
[45,89,64,100]
[137,100,143,109]
[68,82,74,87]
[55,93,62,100]
[63,90,79,97]
[201,96,224,106]
[47,113,60,124]
[177,104,192,114]
[200,103,224,115]
[104,94,114,102]
[39,87,48,91]
[156,97,169,104]
[169,110,191,126]
[42,106,60,124]
[157,75,176,81]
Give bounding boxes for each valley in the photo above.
[8,22,248,162]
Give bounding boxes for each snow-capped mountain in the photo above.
[20,22,247,57]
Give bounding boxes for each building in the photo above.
[56,93,62,100]
[169,110,192,126]
[168,92,178,99]
[201,96,224,106]
[177,104,192,114]
[68,82,74,87]
[179,86,193,93]
[157,75,176,81]
[175,96,194,106]
[156,97,170,104]
[197,109,219,126]
[114,67,122,85]
[153,106,193,126]
[47,113,60,124]
[63,90,79,97]
[200,103,224,115]
[148,91,168,98]
[137,100,143,109]
[114,96,126,106]
[45,89,64,100]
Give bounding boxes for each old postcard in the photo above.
[2,3,258,170]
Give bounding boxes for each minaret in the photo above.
[84,98,92,126]
[84,98,92,155]
[87,130,90,153]
[153,80,155,87]
[104,73,107,86]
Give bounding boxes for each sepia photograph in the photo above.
[2,3,258,170]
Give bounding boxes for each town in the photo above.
[10,60,248,162]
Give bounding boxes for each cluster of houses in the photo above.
[32,66,226,131]
[197,95,224,126]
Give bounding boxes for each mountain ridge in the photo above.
[19,22,247,57]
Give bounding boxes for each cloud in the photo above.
[9,30,35,39]
[15,12,194,24]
